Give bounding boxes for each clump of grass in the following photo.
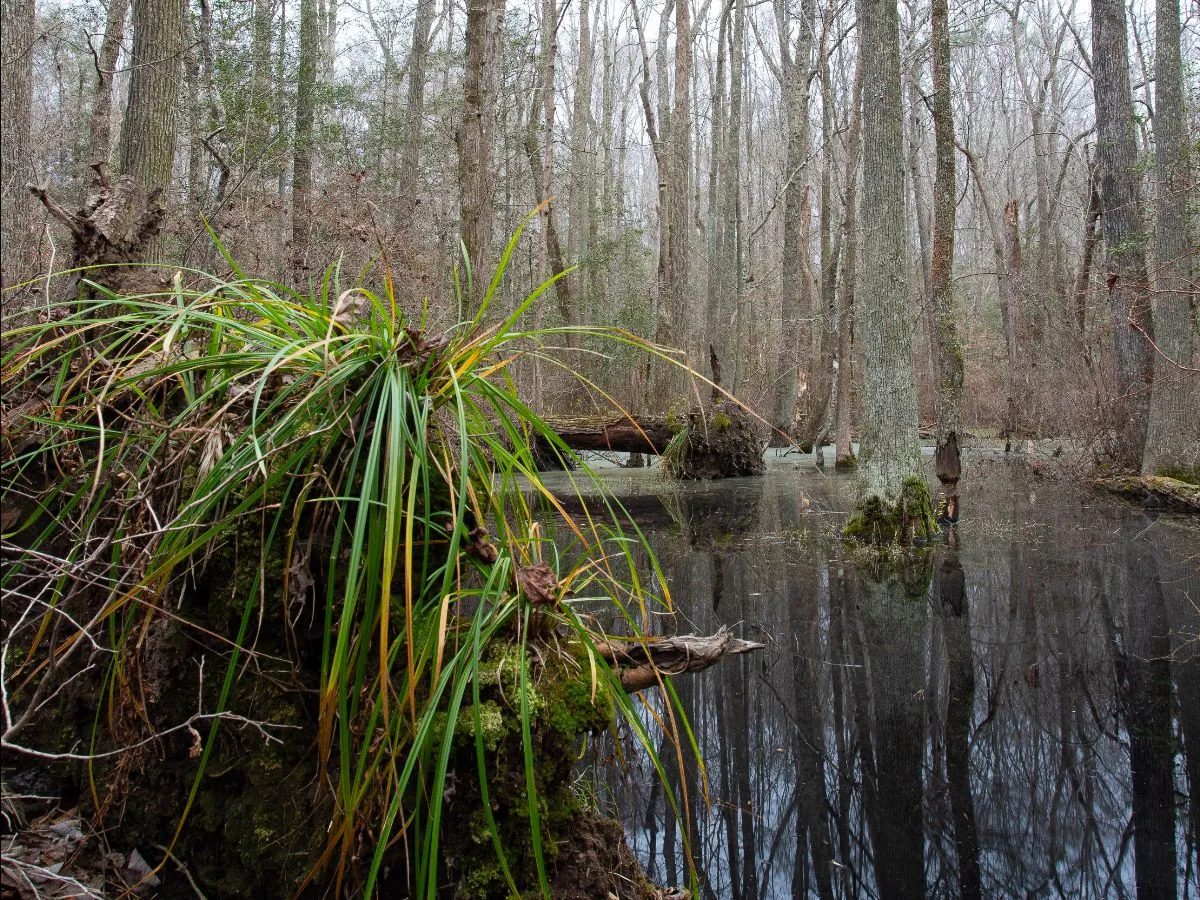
[1,219,700,896]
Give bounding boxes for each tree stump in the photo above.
[29,163,167,301]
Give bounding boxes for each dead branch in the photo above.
[594,624,766,691]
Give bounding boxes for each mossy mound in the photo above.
[843,476,939,546]
[664,401,765,480]
[411,640,657,899]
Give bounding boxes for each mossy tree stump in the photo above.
[843,476,939,546]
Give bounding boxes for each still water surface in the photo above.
[543,455,1199,899]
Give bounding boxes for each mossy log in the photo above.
[539,403,765,479]
[1095,475,1200,512]
[594,625,767,691]
[540,413,679,455]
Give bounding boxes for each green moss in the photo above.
[843,476,938,546]
[1156,463,1199,486]
[712,410,731,429]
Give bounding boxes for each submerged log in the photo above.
[594,624,766,691]
[1095,475,1199,512]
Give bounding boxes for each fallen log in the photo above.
[593,624,766,691]
[539,402,765,480]
[540,414,679,456]
[1094,475,1200,513]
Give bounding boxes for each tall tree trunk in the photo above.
[566,0,593,300]
[999,198,1022,440]
[525,0,575,345]
[0,0,36,291]
[1091,0,1153,469]
[630,0,669,409]
[250,0,276,169]
[834,58,864,468]
[774,0,816,437]
[88,0,130,170]
[458,0,505,310]
[706,0,730,371]
[401,0,436,215]
[724,0,745,393]
[660,0,692,383]
[1142,0,1198,477]
[930,0,964,513]
[291,0,318,279]
[118,0,185,265]
[850,0,926,523]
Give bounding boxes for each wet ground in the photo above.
[542,453,1200,899]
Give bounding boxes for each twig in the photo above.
[3,711,298,761]
[151,843,209,900]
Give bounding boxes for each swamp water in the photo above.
[541,455,1199,899]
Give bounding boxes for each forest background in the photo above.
[1,0,1197,469]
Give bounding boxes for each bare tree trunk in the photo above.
[291,0,318,280]
[0,0,36,291]
[566,0,593,301]
[1143,0,1198,477]
[88,0,130,170]
[458,0,505,310]
[851,0,926,522]
[525,0,575,345]
[706,0,730,374]
[834,59,864,468]
[1000,198,1021,440]
[401,0,436,215]
[249,0,276,171]
[722,0,745,392]
[661,0,692,381]
[1092,0,1153,469]
[119,0,184,265]
[930,0,964,513]
[774,0,816,437]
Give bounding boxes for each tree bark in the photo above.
[1000,198,1021,439]
[833,58,864,468]
[1091,0,1153,470]
[851,0,924,513]
[649,0,691,397]
[88,0,130,170]
[118,0,184,265]
[400,0,436,215]
[1142,0,1198,477]
[525,0,574,343]
[929,0,964,507]
[774,0,817,437]
[566,0,593,302]
[291,0,318,279]
[1,0,36,291]
[458,0,506,310]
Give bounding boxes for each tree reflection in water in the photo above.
[555,460,1198,898]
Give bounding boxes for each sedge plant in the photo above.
[0,218,702,896]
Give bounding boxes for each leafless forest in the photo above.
[2,0,1196,465]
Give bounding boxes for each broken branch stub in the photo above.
[594,624,766,691]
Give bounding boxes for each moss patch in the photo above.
[843,476,939,546]
[431,641,652,899]
[664,401,765,480]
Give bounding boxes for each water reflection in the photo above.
[547,459,1200,898]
